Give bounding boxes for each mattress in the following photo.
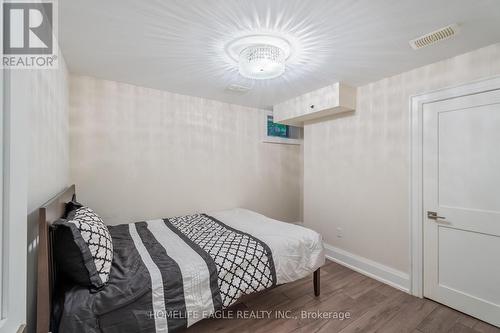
[57,209,325,333]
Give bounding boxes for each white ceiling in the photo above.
[60,0,500,109]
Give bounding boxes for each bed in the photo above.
[36,185,324,333]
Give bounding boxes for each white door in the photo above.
[423,88,500,327]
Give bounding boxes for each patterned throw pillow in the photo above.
[54,206,113,290]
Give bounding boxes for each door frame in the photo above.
[0,70,28,332]
[409,75,500,297]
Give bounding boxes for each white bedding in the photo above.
[210,208,325,284]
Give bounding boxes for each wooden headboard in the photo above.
[36,185,75,333]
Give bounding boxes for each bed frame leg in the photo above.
[313,268,320,297]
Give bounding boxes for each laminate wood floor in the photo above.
[186,260,500,333]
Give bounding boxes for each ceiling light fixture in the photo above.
[239,44,285,80]
[225,35,292,80]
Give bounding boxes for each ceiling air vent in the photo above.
[225,83,252,94]
[409,24,459,50]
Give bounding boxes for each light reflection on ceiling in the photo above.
[60,0,500,109]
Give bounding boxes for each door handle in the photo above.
[427,211,446,220]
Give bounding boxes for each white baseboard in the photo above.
[323,243,410,293]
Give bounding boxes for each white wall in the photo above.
[26,54,70,332]
[304,43,500,275]
[27,59,70,212]
[69,76,302,225]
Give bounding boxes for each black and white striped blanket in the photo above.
[123,213,276,332]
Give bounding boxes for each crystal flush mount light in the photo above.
[239,44,285,79]
[225,35,292,80]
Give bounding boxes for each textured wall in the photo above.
[69,76,302,225]
[27,59,70,212]
[304,43,500,274]
[26,54,70,332]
